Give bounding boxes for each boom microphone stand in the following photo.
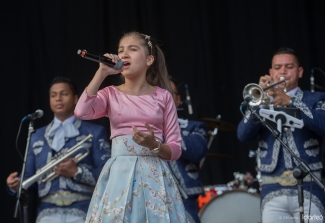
[14,120,35,223]
[245,102,325,223]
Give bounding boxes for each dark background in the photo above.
[2,1,325,222]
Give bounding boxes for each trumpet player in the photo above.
[238,48,325,223]
[6,77,111,223]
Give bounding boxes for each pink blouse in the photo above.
[74,86,182,160]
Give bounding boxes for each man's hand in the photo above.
[7,172,20,191]
[53,157,78,178]
[259,74,272,88]
[267,88,291,107]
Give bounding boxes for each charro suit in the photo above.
[9,118,110,222]
[237,88,325,216]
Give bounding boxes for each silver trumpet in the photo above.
[243,77,286,106]
[22,134,93,190]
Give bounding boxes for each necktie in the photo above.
[48,121,79,151]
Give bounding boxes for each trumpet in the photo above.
[22,134,93,190]
[243,77,286,106]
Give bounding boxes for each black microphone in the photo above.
[77,49,123,70]
[310,69,315,92]
[244,95,253,103]
[184,84,193,114]
[23,109,44,121]
[240,95,252,111]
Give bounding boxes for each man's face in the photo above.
[269,54,303,92]
[170,81,181,108]
[49,82,78,121]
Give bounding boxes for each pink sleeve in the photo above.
[74,88,109,120]
[163,91,182,160]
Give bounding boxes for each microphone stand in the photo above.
[199,115,221,168]
[246,104,325,223]
[14,120,34,223]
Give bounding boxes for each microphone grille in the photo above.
[114,59,123,70]
[36,109,44,118]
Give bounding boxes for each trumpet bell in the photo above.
[242,77,286,107]
[242,83,265,106]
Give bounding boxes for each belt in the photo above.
[41,191,91,206]
[262,170,322,186]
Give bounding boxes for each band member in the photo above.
[237,47,325,222]
[6,77,111,223]
[168,76,209,223]
[74,31,188,222]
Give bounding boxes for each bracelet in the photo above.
[151,139,161,154]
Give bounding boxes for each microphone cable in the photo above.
[15,119,25,161]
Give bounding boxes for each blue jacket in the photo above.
[237,88,325,215]
[168,119,208,197]
[8,118,110,221]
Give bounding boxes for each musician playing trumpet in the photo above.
[258,68,298,107]
[6,77,111,223]
[238,48,325,223]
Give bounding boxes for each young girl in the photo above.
[74,32,188,222]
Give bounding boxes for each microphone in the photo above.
[240,95,252,111]
[77,49,123,70]
[184,84,193,114]
[310,69,315,92]
[23,109,44,121]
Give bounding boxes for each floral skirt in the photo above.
[85,135,187,223]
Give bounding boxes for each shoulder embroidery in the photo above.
[33,140,44,148]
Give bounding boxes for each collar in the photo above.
[47,115,79,138]
[54,115,76,125]
[286,87,299,97]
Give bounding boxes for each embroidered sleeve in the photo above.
[292,92,325,136]
[180,122,208,162]
[237,108,262,142]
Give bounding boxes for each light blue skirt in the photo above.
[85,135,188,223]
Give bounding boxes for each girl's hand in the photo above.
[132,123,158,150]
[97,53,123,77]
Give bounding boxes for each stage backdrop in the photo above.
[1,1,325,222]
